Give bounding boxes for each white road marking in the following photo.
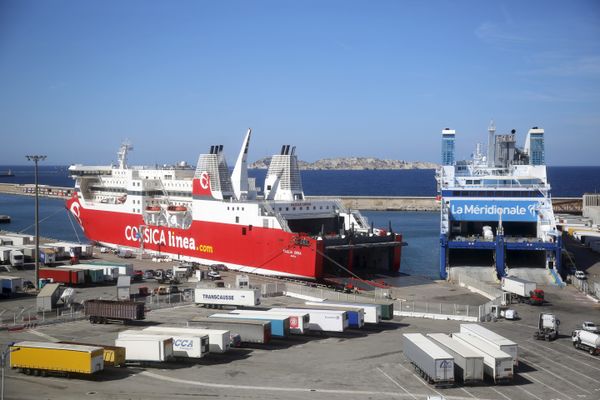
[376,367,418,400]
[522,372,573,400]
[520,356,592,394]
[490,387,512,400]
[29,330,60,342]
[520,346,598,385]
[460,387,477,398]
[396,363,446,398]
[516,385,545,400]
[525,340,600,371]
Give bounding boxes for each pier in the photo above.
[0,183,583,212]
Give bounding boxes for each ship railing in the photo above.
[261,202,291,232]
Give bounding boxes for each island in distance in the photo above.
[249,157,439,170]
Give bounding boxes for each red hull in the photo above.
[67,195,324,279]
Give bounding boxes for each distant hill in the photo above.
[249,157,438,170]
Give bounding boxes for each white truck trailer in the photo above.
[0,275,23,295]
[229,309,310,334]
[194,288,261,308]
[270,307,348,333]
[116,331,174,362]
[306,301,373,324]
[140,327,210,358]
[452,333,513,383]
[571,330,600,355]
[166,327,231,353]
[427,333,484,384]
[403,333,454,387]
[460,323,518,367]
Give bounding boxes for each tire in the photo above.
[590,348,595,355]
[24,369,31,375]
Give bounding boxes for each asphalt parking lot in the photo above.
[1,280,599,400]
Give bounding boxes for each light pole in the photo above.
[26,155,46,290]
[1,343,18,400]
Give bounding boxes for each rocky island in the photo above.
[249,157,438,170]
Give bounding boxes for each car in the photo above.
[207,270,221,280]
[132,270,144,282]
[582,321,599,333]
[210,263,228,271]
[575,270,587,280]
[22,280,35,290]
[143,270,155,280]
[154,269,165,279]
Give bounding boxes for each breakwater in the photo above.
[0,183,582,212]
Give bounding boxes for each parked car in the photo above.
[132,270,144,282]
[22,280,35,290]
[154,269,165,279]
[207,270,221,280]
[211,263,228,271]
[143,270,155,280]
[575,270,587,280]
[582,321,599,333]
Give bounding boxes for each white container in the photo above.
[158,327,231,353]
[306,301,372,324]
[189,317,271,344]
[427,333,484,384]
[229,309,310,334]
[116,331,174,362]
[141,327,210,358]
[453,333,513,383]
[501,277,536,298]
[270,307,348,332]
[194,288,261,307]
[460,324,518,366]
[403,333,454,386]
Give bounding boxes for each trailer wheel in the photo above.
[545,336,550,341]
[590,348,595,355]
[40,370,47,377]
[23,369,31,375]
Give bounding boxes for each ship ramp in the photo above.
[504,267,555,285]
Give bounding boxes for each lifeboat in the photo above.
[145,206,161,213]
[167,205,188,212]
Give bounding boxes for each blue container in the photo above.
[346,311,362,328]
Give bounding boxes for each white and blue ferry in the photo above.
[436,122,563,283]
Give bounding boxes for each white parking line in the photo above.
[490,387,512,400]
[525,340,600,371]
[519,355,592,394]
[29,330,59,342]
[376,367,418,400]
[520,345,598,384]
[396,362,445,398]
[459,387,477,398]
[522,372,573,400]
[516,385,544,400]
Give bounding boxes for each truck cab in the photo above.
[10,251,24,267]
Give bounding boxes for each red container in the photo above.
[39,267,85,285]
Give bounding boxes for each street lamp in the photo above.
[26,155,46,290]
[1,343,18,400]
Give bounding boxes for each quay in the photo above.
[0,183,583,212]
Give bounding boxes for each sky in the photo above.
[1,0,599,166]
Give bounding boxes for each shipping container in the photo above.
[189,316,271,344]
[141,327,210,358]
[116,331,174,362]
[194,288,261,307]
[403,333,454,387]
[307,301,381,324]
[302,303,365,328]
[39,267,85,285]
[0,275,23,294]
[270,307,348,333]
[56,265,104,284]
[452,333,513,383]
[10,341,104,376]
[427,333,484,384]
[374,301,394,320]
[87,261,133,277]
[210,312,290,337]
[146,326,230,353]
[84,299,145,324]
[74,263,120,281]
[229,309,310,334]
[460,324,518,366]
[59,341,126,367]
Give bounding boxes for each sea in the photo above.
[1,166,599,278]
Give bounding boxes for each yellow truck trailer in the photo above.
[10,341,104,376]
[59,341,126,367]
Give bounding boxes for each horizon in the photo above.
[1,1,599,165]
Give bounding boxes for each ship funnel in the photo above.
[487,120,496,167]
[264,144,305,201]
[231,128,252,200]
[195,144,234,200]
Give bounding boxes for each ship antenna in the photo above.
[117,140,134,169]
[487,120,496,168]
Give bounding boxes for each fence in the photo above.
[571,278,600,301]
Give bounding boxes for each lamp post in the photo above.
[26,155,46,290]
[1,343,18,400]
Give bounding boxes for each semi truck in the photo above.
[460,324,519,367]
[501,276,544,305]
[427,333,484,385]
[137,327,209,359]
[194,288,261,308]
[571,330,600,355]
[533,313,560,341]
[452,333,514,383]
[59,341,126,367]
[210,312,290,337]
[270,307,348,333]
[116,331,174,362]
[403,333,455,387]
[146,326,231,353]
[228,309,311,334]
[0,247,24,267]
[189,316,271,344]
[84,299,145,324]
[10,341,104,377]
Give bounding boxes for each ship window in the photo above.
[242,227,247,235]
[236,216,239,223]
[279,207,282,211]
[249,225,252,231]
[286,207,289,211]
[320,206,322,209]
[292,207,296,210]
[227,207,230,210]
